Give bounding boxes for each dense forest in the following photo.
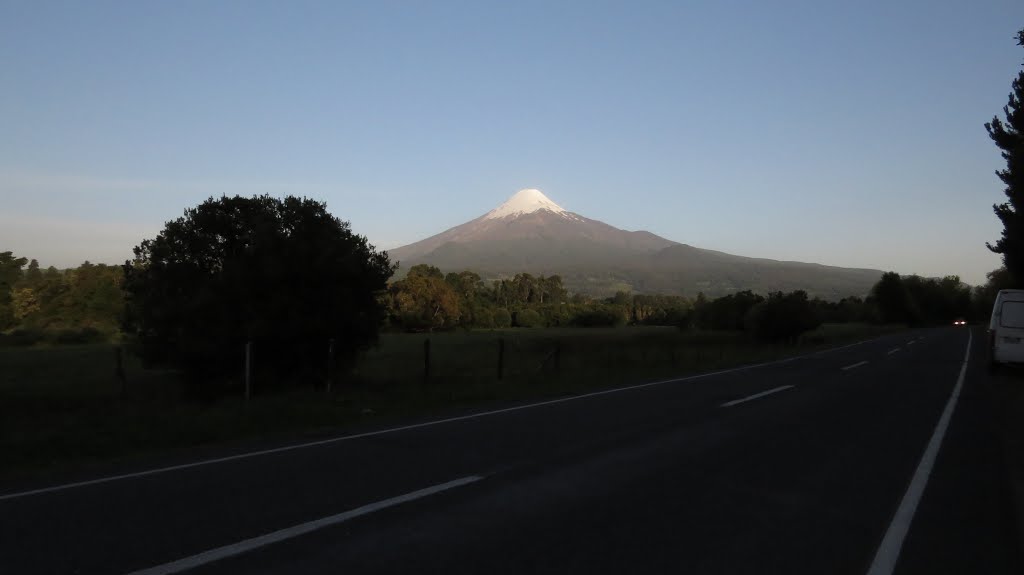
[385,263,982,340]
[0,252,122,344]
[0,250,995,348]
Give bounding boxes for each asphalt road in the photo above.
[1,327,1019,574]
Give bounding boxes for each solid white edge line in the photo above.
[123,475,483,575]
[720,385,795,408]
[865,329,972,575]
[0,336,883,502]
[842,360,869,371]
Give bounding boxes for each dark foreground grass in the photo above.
[0,323,903,482]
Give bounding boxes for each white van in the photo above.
[988,288,1024,369]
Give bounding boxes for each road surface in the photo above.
[0,327,1018,574]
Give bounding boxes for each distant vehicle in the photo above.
[987,289,1024,371]
[953,318,967,326]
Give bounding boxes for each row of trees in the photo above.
[385,264,692,331]
[381,262,984,341]
[2,248,986,345]
[870,272,974,325]
[0,251,122,339]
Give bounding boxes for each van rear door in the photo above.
[994,298,1024,363]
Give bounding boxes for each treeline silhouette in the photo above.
[0,251,993,350]
[384,263,981,338]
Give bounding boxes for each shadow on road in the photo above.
[989,366,1024,561]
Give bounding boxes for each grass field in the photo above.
[0,323,903,481]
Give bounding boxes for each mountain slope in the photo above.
[388,189,882,299]
[390,190,676,261]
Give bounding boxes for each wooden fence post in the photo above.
[554,342,561,374]
[327,338,335,393]
[424,338,431,381]
[245,341,252,401]
[115,346,127,397]
[497,338,505,381]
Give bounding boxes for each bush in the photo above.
[571,306,626,328]
[515,308,543,328]
[0,327,110,347]
[51,327,105,345]
[493,308,512,328]
[472,308,495,329]
[0,328,45,347]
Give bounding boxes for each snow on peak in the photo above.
[484,188,569,220]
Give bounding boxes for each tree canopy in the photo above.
[386,265,461,331]
[987,29,1024,283]
[0,254,120,341]
[122,195,394,386]
[746,290,821,343]
[0,252,28,330]
[869,271,971,325]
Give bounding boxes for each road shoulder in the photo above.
[995,367,1024,560]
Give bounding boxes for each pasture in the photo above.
[0,323,900,480]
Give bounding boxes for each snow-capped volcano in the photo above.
[388,188,883,298]
[389,188,675,264]
[484,188,572,220]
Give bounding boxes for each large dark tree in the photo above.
[123,195,394,387]
[972,267,1014,320]
[870,271,916,324]
[987,29,1024,283]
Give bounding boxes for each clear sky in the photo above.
[2,0,1023,285]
